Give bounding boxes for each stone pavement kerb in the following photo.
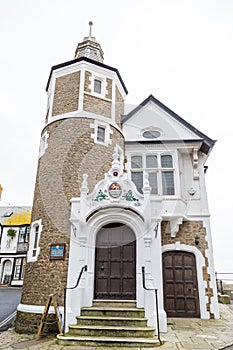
[0,303,233,350]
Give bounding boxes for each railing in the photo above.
[63,265,87,334]
[142,266,162,345]
[215,272,233,296]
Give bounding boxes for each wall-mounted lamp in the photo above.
[195,235,200,245]
[188,188,196,196]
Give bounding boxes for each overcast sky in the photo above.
[0,0,232,276]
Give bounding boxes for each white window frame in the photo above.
[130,152,176,196]
[97,126,106,143]
[27,219,42,262]
[94,78,102,94]
[39,131,49,158]
[91,75,106,98]
[90,121,112,146]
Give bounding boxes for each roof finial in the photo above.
[89,21,93,37]
[74,21,104,62]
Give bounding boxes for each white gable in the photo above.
[123,100,202,142]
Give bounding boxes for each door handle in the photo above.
[100,265,105,271]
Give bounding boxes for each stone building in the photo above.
[16,23,219,344]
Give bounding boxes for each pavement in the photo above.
[0,303,233,350]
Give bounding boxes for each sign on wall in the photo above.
[50,244,66,260]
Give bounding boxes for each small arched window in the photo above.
[27,219,42,262]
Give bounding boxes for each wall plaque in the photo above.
[50,244,66,260]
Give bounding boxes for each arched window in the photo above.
[27,219,42,262]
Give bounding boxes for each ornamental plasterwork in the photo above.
[193,148,199,180]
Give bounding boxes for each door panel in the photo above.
[95,223,136,300]
[163,251,200,317]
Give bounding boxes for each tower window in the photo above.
[94,79,102,94]
[91,121,112,146]
[97,126,105,142]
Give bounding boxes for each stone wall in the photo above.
[83,94,111,118]
[52,71,80,116]
[84,71,92,93]
[15,117,124,333]
[115,86,124,127]
[106,78,112,99]
[162,220,214,318]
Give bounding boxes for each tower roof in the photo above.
[74,21,104,62]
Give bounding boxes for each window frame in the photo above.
[18,226,30,243]
[130,153,176,196]
[92,75,105,96]
[13,258,25,280]
[27,219,42,262]
[94,78,102,94]
[97,126,106,143]
[90,121,112,147]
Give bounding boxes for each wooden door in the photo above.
[94,223,136,300]
[163,251,200,317]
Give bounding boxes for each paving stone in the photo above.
[1,303,233,350]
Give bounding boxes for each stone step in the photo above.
[81,306,145,318]
[68,324,156,338]
[57,334,162,348]
[76,315,148,327]
[92,299,137,308]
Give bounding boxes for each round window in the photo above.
[142,130,161,139]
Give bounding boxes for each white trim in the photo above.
[47,60,127,102]
[66,206,167,333]
[17,303,64,315]
[111,81,116,121]
[0,258,13,284]
[78,65,85,111]
[45,110,123,136]
[162,243,209,319]
[127,151,178,197]
[90,120,113,147]
[38,131,49,158]
[27,219,42,263]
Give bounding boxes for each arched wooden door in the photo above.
[94,223,136,300]
[163,251,200,317]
